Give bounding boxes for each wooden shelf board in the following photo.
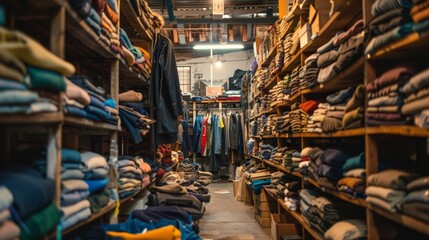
[262,160,303,178]
[304,176,367,207]
[302,1,362,53]
[262,135,277,139]
[64,116,121,131]
[279,48,303,78]
[369,204,429,236]
[278,133,302,139]
[368,32,429,60]
[65,2,119,60]
[0,112,63,124]
[366,125,429,137]
[302,57,364,96]
[63,201,115,235]
[120,0,153,42]
[300,128,365,138]
[261,42,279,67]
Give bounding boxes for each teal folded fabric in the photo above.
[0,90,38,105]
[27,66,66,92]
[88,188,112,213]
[365,22,414,55]
[342,153,365,172]
[20,203,62,240]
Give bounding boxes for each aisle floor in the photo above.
[199,183,271,240]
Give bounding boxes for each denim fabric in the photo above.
[181,120,191,158]
[365,22,413,55]
[371,0,413,17]
[192,115,203,153]
[0,78,27,91]
[62,148,82,163]
[106,115,118,125]
[119,108,142,144]
[65,105,87,118]
[214,116,222,155]
[84,8,101,36]
[27,66,66,92]
[326,87,355,104]
[86,105,111,120]
[69,75,106,96]
[61,190,90,206]
[84,178,109,194]
[0,90,38,105]
[89,95,106,109]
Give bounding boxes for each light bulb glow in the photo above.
[215,60,223,68]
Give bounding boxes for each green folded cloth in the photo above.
[28,66,66,92]
[88,187,112,213]
[20,203,62,240]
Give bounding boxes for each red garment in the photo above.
[200,117,208,154]
[299,100,319,115]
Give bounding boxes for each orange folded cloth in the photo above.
[119,90,143,102]
[104,3,118,26]
[121,47,135,66]
[107,225,181,240]
[337,177,365,193]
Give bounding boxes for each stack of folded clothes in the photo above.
[290,103,308,133]
[308,196,350,235]
[68,75,119,126]
[300,100,320,133]
[119,90,156,144]
[338,153,366,198]
[259,143,274,160]
[269,84,284,107]
[270,147,288,165]
[258,115,267,135]
[250,174,271,195]
[266,172,289,198]
[307,103,329,133]
[291,151,302,169]
[128,0,165,39]
[322,87,354,133]
[316,149,348,190]
[295,147,311,175]
[324,219,367,240]
[283,149,299,171]
[119,28,151,79]
[273,111,290,134]
[0,28,74,115]
[343,85,365,129]
[307,147,324,181]
[274,42,285,73]
[299,189,320,226]
[246,138,255,154]
[118,156,144,199]
[148,184,205,220]
[402,175,429,222]
[366,169,420,212]
[301,53,320,90]
[317,20,364,84]
[283,33,294,64]
[0,186,19,239]
[400,67,429,128]
[68,0,103,36]
[283,181,301,210]
[366,0,429,55]
[290,67,301,97]
[267,114,277,135]
[268,58,278,79]
[367,65,416,125]
[281,74,293,101]
[0,167,61,240]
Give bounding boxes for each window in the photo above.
[177,66,191,93]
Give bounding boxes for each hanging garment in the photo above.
[192,115,203,153]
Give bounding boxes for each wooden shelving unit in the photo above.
[64,116,122,131]
[0,112,64,124]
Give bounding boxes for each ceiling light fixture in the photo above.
[193,44,244,50]
[215,54,223,68]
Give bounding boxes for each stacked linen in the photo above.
[402,175,429,222]
[270,147,287,165]
[291,151,302,170]
[317,20,364,84]
[301,53,320,90]
[307,147,324,181]
[274,42,285,73]
[324,219,367,240]
[119,90,156,144]
[400,67,429,128]
[119,28,151,79]
[316,149,348,191]
[366,169,419,212]
[338,153,366,198]
[102,0,120,51]
[343,85,365,129]
[299,189,320,227]
[300,100,320,132]
[0,187,19,240]
[283,149,299,171]
[366,0,429,55]
[68,75,119,126]
[283,33,294,64]
[295,147,312,175]
[246,138,255,155]
[259,143,274,160]
[289,67,301,97]
[269,84,284,108]
[367,65,416,125]
[118,156,143,199]
[307,103,328,133]
[290,103,308,133]
[281,75,292,102]
[308,196,343,234]
[273,111,290,134]
[266,114,277,135]
[283,181,301,210]
[266,172,292,198]
[0,167,61,240]
[69,0,103,36]
[0,28,73,115]
[322,87,355,133]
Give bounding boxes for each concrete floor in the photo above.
[199,183,271,240]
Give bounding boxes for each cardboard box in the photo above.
[256,214,271,228]
[299,23,312,48]
[271,214,299,240]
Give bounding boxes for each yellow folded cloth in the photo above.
[0,27,75,76]
[107,225,181,240]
